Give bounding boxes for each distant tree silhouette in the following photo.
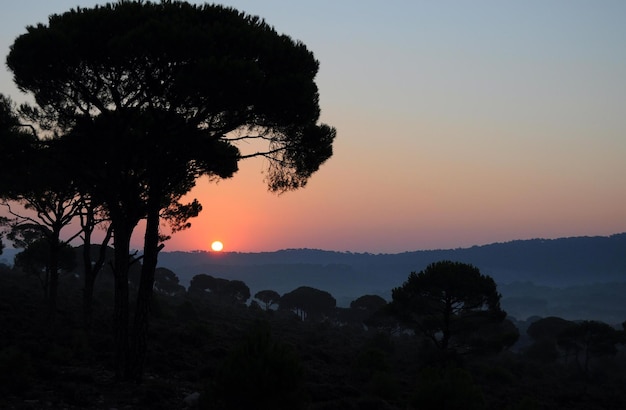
[153,267,185,297]
[363,307,402,335]
[188,274,214,295]
[527,316,574,342]
[248,299,263,312]
[7,1,335,381]
[524,316,574,362]
[332,295,389,329]
[224,280,251,305]
[351,294,387,311]
[456,317,520,354]
[557,320,620,377]
[14,238,76,301]
[390,261,506,353]
[188,274,250,305]
[280,286,336,321]
[254,289,281,310]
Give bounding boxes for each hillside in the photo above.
[3,233,625,322]
[155,233,626,322]
[1,235,626,408]
[157,233,626,288]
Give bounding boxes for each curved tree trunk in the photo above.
[129,196,161,382]
[82,224,113,331]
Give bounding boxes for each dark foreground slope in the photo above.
[1,265,625,410]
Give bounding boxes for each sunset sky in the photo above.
[1,1,625,253]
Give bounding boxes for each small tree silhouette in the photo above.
[280,286,336,321]
[391,261,506,354]
[557,320,620,377]
[254,289,281,310]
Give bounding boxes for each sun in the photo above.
[210,240,224,252]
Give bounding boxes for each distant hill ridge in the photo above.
[3,233,625,291]
[157,233,626,297]
[2,233,625,321]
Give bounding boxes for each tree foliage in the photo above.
[1,94,104,323]
[556,320,620,377]
[14,238,76,299]
[224,280,251,305]
[390,261,506,352]
[7,1,335,190]
[0,94,37,187]
[524,316,575,362]
[188,273,250,304]
[6,1,334,381]
[527,316,574,342]
[280,286,336,321]
[153,267,185,296]
[350,294,387,311]
[254,289,281,310]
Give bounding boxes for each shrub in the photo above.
[353,348,390,379]
[176,300,198,322]
[411,367,485,410]
[201,321,307,410]
[0,346,34,394]
[179,321,213,348]
[369,371,400,401]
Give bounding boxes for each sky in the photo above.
[1,1,626,254]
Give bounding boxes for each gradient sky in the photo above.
[1,1,625,253]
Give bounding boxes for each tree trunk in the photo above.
[111,221,132,381]
[83,272,95,330]
[47,239,60,323]
[441,298,452,351]
[129,200,161,382]
[82,227,94,330]
[82,224,112,331]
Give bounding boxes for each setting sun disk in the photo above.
[211,240,224,252]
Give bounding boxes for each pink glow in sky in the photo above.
[1,1,625,253]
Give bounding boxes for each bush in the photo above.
[176,300,198,322]
[369,371,400,401]
[201,321,307,410]
[179,321,213,348]
[524,340,559,362]
[353,348,391,386]
[0,346,34,394]
[69,329,93,362]
[411,367,485,410]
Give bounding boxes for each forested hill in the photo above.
[157,233,626,296]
